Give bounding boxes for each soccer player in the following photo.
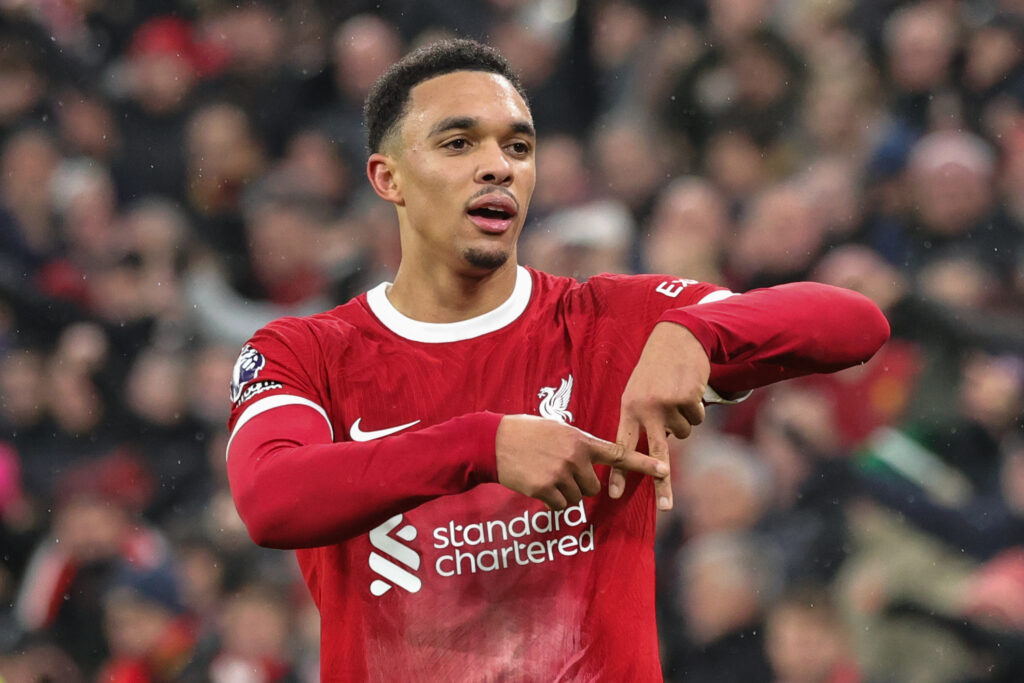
[226,40,889,680]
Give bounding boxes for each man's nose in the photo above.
[475,140,514,186]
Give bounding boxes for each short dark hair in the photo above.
[363,39,528,154]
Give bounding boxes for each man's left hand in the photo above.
[610,322,711,510]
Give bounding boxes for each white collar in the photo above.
[365,266,533,343]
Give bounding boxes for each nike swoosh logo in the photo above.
[349,418,421,442]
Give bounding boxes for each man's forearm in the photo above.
[658,282,890,393]
[227,406,502,549]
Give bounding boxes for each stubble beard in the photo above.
[463,246,510,271]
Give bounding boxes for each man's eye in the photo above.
[445,139,468,150]
[509,142,531,155]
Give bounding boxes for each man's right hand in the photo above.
[495,414,669,510]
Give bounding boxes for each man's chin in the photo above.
[463,247,510,271]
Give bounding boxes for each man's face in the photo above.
[381,70,536,275]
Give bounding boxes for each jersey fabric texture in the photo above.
[226,266,890,681]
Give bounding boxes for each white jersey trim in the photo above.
[226,394,333,459]
[698,289,738,304]
[366,266,533,343]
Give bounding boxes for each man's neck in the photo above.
[385,259,519,323]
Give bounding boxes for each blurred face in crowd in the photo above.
[532,134,589,214]
[704,128,767,201]
[54,497,127,562]
[801,157,862,239]
[212,4,283,74]
[0,349,45,427]
[369,70,536,276]
[333,15,403,101]
[730,39,791,108]
[491,20,558,87]
[104,589,175,657]
[801,77,868,153]
[683,468,764,537]
[221,589,290,657]
[522,201,632,279]
[55,164,118,262]
[592,119,668,211]
[911,160,992,235]
[590,1,650,70]
[46,359,104,434]
[1,129,60,242]
[187,103,265,195]
[55,89,118,161]
[126,350,187,426]
[885,3,957,92]
[709,0,773,45]
[129,51,196,114]
[732,184,826,282]
[766,603,848,683]
[681,543,761,643]
[1001,444,1024,516]
[965,23,1022,92]
[916,256,995,309]
[282,130,351,203]
[0,41,45,125]
[645,179,728,282]
[960,354,1023,433]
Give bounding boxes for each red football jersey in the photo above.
[227,267,731,681]
[226,266,889,681]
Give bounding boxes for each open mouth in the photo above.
[467,206,514,220]
[466,195,518,234]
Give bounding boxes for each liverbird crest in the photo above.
[538,375,574,424]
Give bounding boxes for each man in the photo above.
[226,40,889,680]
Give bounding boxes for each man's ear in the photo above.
[367,153,404,206]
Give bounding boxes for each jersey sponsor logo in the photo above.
[538,375,574,424]
[230,345,266,403]
[349,418,422,442]
[655,278,698,298]
[367,502,596,597]
[369,514,422,596]
[433,501,594,577]
[234,380,283,406]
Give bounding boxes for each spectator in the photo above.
[730,182,829,289]
[764,587,866,683]
[99,562,198,683]
[881,2,960,133]
[643,177,731,284]
[663,531,779,683]
[110,16,207,204]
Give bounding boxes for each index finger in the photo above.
[583,434,669,478]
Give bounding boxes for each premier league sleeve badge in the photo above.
[230,345,266,403]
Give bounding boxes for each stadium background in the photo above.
[0,0,1022,680]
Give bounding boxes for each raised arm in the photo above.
[663,282,891,393]
[611,281,890,510]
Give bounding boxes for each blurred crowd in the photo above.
[0,0,1022,681]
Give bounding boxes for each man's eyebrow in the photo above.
[511,120,536,138]
[428,116,477,137]
[427,116,537,138]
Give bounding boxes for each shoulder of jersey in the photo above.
[259,304,366,345]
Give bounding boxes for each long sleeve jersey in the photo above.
[225,267,889,681]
